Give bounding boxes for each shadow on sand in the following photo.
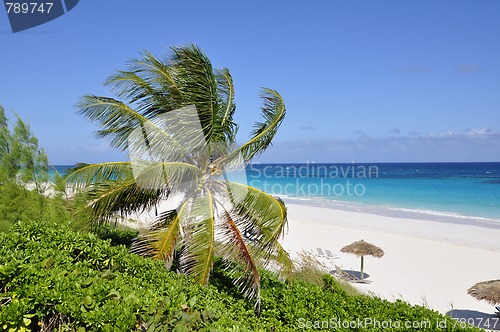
[329,268,371,280]
[447,309,500,331]
[344,269,371,279]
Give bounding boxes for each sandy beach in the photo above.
[280,199,500,317]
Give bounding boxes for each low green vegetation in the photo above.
[0,212,481,330]
[93,224,139,248]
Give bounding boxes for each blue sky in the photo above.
[1,0,499,164]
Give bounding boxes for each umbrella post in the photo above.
[360,255,364,280]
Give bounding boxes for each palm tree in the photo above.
[67,45,291,312]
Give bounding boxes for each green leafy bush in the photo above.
[0,220,245,331]
[93,224,139,248]
[0,219,481,331]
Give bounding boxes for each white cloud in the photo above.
[258,129,500,163]
[465,128,493,138]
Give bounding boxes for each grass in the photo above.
[292,251,360,296]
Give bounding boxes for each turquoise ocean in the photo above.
[52,162,500,224]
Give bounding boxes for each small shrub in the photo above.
[93,224,139,248]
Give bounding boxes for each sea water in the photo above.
[48,165,74,179]
[51,162,500,222]
[244,162,500,222]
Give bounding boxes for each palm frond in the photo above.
[82,179,165,224]
[169,45,220,145]
[68,160,203,224]
[77,96,200,162]
[271,241,294,281]
[229,182,288,244]
[127,105,206,164]
[135,51,180,88]
[66,162,176,223]
[65,162,133,189]
[219,89,285,164]
[132,207,185,267]
[105,51,186,119]
[217,208,261,309]
[79,45,241,166]
[105,69,173,119]
[131,160,202,192]
[179,193,215,285]
[216,68,238,143]
[220,182,292,272]
[76,96,150,151]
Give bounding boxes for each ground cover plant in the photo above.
[0,217,481,331]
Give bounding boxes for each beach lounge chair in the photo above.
[316,248,325,257]
[333,265,357,281]
[333,265,371,284]
[325,250,340,260]
[316,248,340,259]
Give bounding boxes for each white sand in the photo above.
[280,200,500,316]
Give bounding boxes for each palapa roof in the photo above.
[468,280,500,305]
[340,240,384,258]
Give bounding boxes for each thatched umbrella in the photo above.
[340,240,384,280]
[468,280,500,305]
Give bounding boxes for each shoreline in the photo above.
[280,200,500,315]
[280,196,500,230]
